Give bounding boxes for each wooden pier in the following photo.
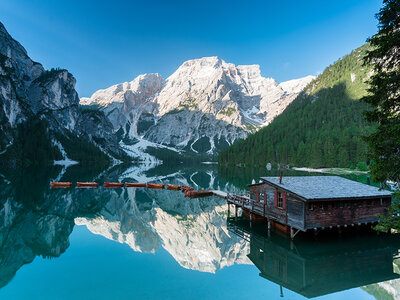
[223,193,301,239]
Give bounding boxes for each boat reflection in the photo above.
[0,164,248,290]
[227,218,400,299]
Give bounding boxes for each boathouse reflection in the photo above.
[228,218,400,298]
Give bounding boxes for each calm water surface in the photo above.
[0,163,397,299]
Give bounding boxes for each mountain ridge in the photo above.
[81,56,314,160]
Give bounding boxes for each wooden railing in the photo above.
[227,193,288,224]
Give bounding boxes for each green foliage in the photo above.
[79,104,102,112]
[191,137,211,153]
[356,161,368,171]
[374,192,400,232]
[0,165,62,205]
[1,118,62,166]
[218,107,236,117]
[361,0,400,184]
[137,113,155,135]
[218,44,374,168]
[146,146,215,164]
[54,131,110,166]
[213,136,230,151]
[36,67,65,82]
[309,44,371,99]
[166,98,198,114]
[360,0,400,232]
[177,97,198,110]
[244,124,257,133]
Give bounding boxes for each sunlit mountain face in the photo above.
[0,163,399,299]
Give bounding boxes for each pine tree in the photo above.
[361,0,400,232]
[362,0,400,184]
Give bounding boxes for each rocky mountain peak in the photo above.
[279,75,316,94]
[236,65,261,77]
[0,22,44,87]
[0,22,28,60]
[80,56,314,159]
[0,22,126,163]
[181,56,222,68]
[81,73,164,107]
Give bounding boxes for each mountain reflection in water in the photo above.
[0,164,399,299]
[0,164,249,290]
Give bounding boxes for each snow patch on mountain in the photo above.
[53,140,78,166]
[80,57,314,158]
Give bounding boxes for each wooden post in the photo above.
[290,227,294,240]
[267,218,271,236]
[235,205,238,221]
[228,203,230,218]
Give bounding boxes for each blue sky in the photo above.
[0,0,381,97]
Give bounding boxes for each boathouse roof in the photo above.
[260,176,392,201]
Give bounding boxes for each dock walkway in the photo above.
[223,192,302,239]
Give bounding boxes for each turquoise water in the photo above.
[0,164,396,299]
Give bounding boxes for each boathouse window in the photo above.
[308,203,313,210]
[258,193,264,203]
[340,202,343,209]
[277,192,283,208]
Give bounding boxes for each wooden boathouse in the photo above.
[227,176,392,239]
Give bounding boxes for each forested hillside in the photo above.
[218,44,375,168]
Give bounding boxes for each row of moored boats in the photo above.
[50,182,214,198]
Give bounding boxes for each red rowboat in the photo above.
[50,182,72,188]
[167,184,181,191]
[184,190,214,198]
[77,182,98,187]
[147,183,164,189]
[104,182,124,188]
[181,186,195,192]
[125,182,146,188]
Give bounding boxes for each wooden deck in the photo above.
[222,192,302,239]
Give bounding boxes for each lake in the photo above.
[0,163,398,299]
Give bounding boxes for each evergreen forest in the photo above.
[218,44,375,169]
